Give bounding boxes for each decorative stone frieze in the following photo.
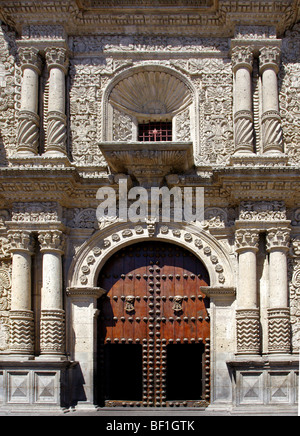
[239,201,286,222]
[17,46,42,156]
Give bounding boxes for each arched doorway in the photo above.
[96,241,210,407]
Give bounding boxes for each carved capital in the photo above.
[231,46,253,72]
[266,227,290,251]
[45,47,68,74]
[38,230,64,254]
[8,230,34,253]
[18,46,42,74]
[235,229,259,252]
[259,46,281,74]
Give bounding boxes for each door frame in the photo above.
[66,222,235,408]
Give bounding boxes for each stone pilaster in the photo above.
[235,229,260,354]
[17,47,42,156]
[44,47,69,156]
[259,46,283,154]
[232,46,255,155]
[38,230,65,357]
[8,230,35,356]
[266,227,291,354]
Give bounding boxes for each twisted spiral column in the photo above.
[44,47,68,156]
[259,46,283,154]
[266,227,291,354]
[17,47,42,155]
[235,229,260,354]
[232,46,255,154]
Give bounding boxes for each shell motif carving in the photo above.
[109,71,192,116]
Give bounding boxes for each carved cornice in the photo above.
[0,0,298,37]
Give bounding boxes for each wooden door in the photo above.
[97,241,210,408]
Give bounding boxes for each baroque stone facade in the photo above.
[0,0,299,415]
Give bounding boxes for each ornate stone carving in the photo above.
[266,227,290,251]
[40,309,65,355]
[231,46,253,72]
[239,201,286,221]
[236,309,260,354]
[45,47,68,74]
[9,310,34,354]
[261,110,283,153]
[18,46,42,74]
[267,308,291,353]
[235,229,259,252]
[38,230,64,253]
[8,230,34,252]
[12,202,61,222]
[259,46,281,74]
[17,110,40,154]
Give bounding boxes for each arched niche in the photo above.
[101,64,197,144]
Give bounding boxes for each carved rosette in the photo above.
[266,227,290,252]
[235,229,259,252]
[40,309,65,355]
[236,309,260,354]
[267,308,291,353]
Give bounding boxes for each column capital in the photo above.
[45,47,69,74]
[38,230,64,254]
[259,46,281,74]
[266,227,290,252]
[8,230,34,253]
[235,228,259,252]
[231,46,253,73]
[18,46,42,75]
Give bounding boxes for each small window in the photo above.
[138,121,172,142]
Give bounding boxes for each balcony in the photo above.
[98,141,194,187]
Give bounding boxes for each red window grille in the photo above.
[138,121,172,142]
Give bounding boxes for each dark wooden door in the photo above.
[97,241,210,408]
